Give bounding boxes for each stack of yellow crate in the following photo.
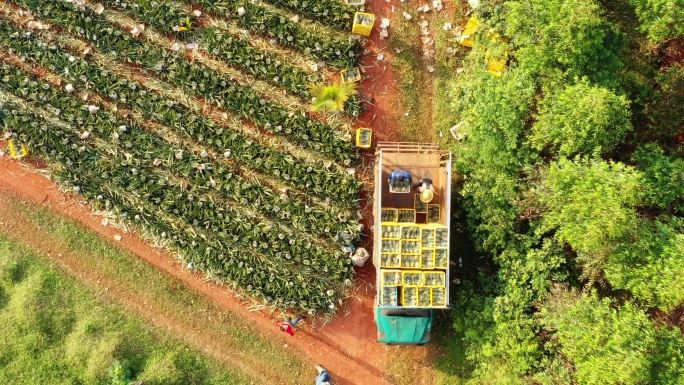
[379,204,450,308]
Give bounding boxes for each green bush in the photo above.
[541,157,643,280]
[606,217,684,311]
[632,144,684,209]
[630,0,684,42]
[540,290,684,385]
[530,79,632,155]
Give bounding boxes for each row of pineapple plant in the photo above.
[0,74,350,312]
[96,0,318,96]
[259,0,356,30]
[0,18,360,206]
[12,0,357,163]
[92,0,361,68]
[0,62,356,246]
[0,0,365,313]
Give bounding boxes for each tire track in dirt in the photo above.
[0,158,392,385]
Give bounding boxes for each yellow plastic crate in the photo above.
[345,0,366,4]
[424,271,446,287]
[421,249,435,269]
[381,269,402,286]
[355,128,372,149]
[402,286,418,307]
[381,286,398,306]
[459,16,479,47]
[381,208,398,223]
[431,287,447,307]
[352,12,375,36]
[397,209,416,223]
[420,227,435,248]
[435,248,448,269]
[418,286,432,307]
[401,240,421,254]
[434,226,449,248]
[381,239,400,253]
[381,224,401,239]
[8,139,28,159]
[427,205,440,224]
[341,67,362,83]
[400,254,420,269]
[400,224,420,240]
[381,253,401,268]
[402,270,423,286]
[414,193,428,213]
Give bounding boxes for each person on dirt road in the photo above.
[276,317,303,336]
[315,364,332,385]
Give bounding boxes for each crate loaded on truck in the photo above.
[373,142,452,345]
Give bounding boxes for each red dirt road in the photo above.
[0,0,418,384]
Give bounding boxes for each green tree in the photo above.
[540,290,684,385]
[309,83,355,112]
[530,80,632,155]
[541,157,643,280]
[630,0,684,42]
[632,144,684,210]
[505,0,623,86]
[606,217,684,311]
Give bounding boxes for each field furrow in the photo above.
[258,0,356,31]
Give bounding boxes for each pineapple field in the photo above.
[0,0,366,314]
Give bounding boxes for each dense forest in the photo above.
[449,0,684,383]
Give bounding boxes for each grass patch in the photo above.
[0,232,252,384]
[6,198,308,382]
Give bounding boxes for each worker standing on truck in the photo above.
[388,170,412,188]
[314,364,332,385]
[417,177,435,203]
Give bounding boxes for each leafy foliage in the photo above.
[630,0,684,42]
[540,291,684,385]
[541,157,643,279]
[505,0,624,86]
[530,79,632,155]
[310,83,356,112]
[632,144,684,209]
[606,217,684,311]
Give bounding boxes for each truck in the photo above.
[373,142,452,345]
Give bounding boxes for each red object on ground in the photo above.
[276,322,295,336]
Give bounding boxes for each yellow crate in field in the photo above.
[402,270,423,286]
[424,271,446,287]
[459,16,479,47]
[402,286,418,307]
[435,248,448,269]
[431,287,447,307]
[381,253,401,268]
[427,205,440,224]
[381,223,401,239]
[414,193,428,213]
[355,128,372,148]
[400,254,421,269]
[397,209,416,223]
[381,208,398,223]
[421,227,435,248]
[382,286,398,306]
[418,286,432,307]
[352,12,375,36]
[381,269,402,286]
[401,224,420,240]
[420,249,435,269]
[341,67,362,83]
